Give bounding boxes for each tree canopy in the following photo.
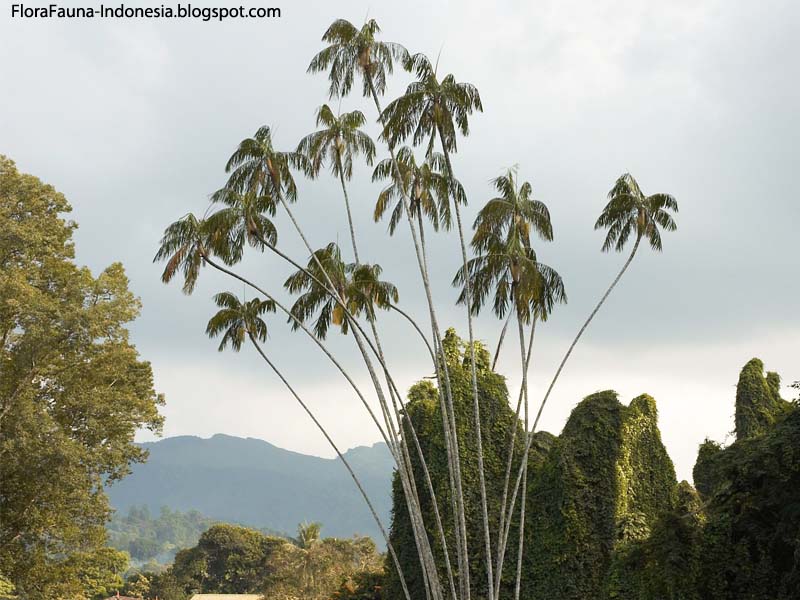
[0,155,163,597]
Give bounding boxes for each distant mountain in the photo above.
[106,434,394,543]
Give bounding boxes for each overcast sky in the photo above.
[2,0,798,482]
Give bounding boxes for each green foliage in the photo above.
[697,402,799,599]
[692,438,724,499]
[107,506,218,564]
[172,523,284,594]
[385,330,548,600]
[332,570,385,600]
[0,156,163,597]
[263,526,382,600]
[734,358,792,440]
[523,391,677,599]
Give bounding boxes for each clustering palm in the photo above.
[545,172,678,399]
[455,169,565,597]
[297,105,376,263]
[381,53,482,154]
[154,18,682,600]
[285,243,398,339]
[154,213,213,294]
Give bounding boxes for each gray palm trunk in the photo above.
[492,313,512,371]
[493,317,535,597]
[259,224,457,600]
[512,311,529,600]
[497,233,644,579]
[437,126,495,600]
[200,254,412,598]
[248,334,412,600]
[278,193,446,600]
[334,151,360,264]
[367,75,470,600]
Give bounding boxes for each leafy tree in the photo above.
[264,523,382,600]
[0,156,163,597]
[172,524,284,594]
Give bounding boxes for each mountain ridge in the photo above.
[107,434,394,542]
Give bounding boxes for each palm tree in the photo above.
[501,173,678,587]
[153,213,213,294]
[373,147,465,249]
[225,125,309,201]
[538,172,678,425]
[206,188,278,259]
[205,291,275,350]
[297,105,376,263]
[307,19,408,107]
[204,291,412,600]
[455,169,566,598]
[381,52,492,599]
[284,243,398,339]
[473,168,552,371]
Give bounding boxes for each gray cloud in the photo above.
[1,0,798,482]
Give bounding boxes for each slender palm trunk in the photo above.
[512,311,529,600]
[437,126,495,600]
[492,313,512,371]
[335,151,360,264]
[206,253,444,599]
[368,76,469,600]
[260,231,456,600]
[275,187,447,600]
[248,335,412,600]
[497,234,643,578]
[493,318,535,597]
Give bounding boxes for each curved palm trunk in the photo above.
[368,76,469,600]
[274,191,448,600]
[259,232,456,600]
[248,335,412,600]
[207,252,445,599]
[437,127,495,600]
[497,233,643,579]
[492,313,512,371]
[335,152,361,264]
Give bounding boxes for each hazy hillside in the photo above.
[106,434,394,542]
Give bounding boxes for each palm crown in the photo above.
[455,240,566,324]
[297,105,376,179]
[206,188,278,262]
[454,169,565,323]
[205,292,276,352]
[307,19,408,99]
[225,125,309,202]
[472,168,553,254]
[284,243,399,338]
[595,173,678,252]
[154,213,215,294]
[380,53,482,153]
[372,147,465,234]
